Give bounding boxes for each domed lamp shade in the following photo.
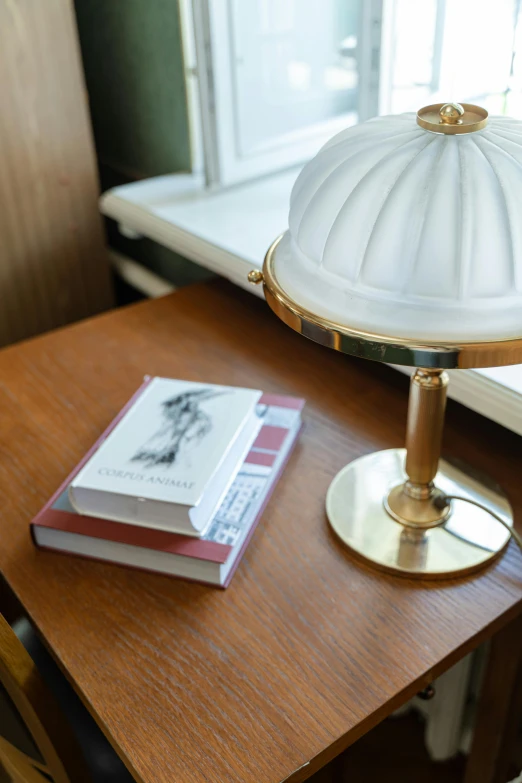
[249,103,522,579]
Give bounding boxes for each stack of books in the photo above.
[31,377,303,587]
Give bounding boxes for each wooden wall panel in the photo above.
[0,0,113,346]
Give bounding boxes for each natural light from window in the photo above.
[383,0,522,118]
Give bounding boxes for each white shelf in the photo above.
[100,171,522,438]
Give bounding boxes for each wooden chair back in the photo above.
[0,613,88,783]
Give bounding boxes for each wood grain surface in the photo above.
[0,281,521,783]
[0,0,113,347]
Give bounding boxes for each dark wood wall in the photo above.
[0,0,113,347]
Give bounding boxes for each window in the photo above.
[190,0,383,186]
[185,0,522,189]
[381,0,522,117]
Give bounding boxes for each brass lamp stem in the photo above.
[385,368,450,528]
[405,369,448,497]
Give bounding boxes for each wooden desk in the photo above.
[0,281,521,783]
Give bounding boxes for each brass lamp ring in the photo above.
[259,235,522,370]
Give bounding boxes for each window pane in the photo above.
[384,0,521,118]
[230,0,361,155]
[386,0,439,113]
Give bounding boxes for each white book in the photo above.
[69,378,263,536]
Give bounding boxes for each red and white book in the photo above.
[31,386,303,587]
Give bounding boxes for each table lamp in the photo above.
[249,102,522,579]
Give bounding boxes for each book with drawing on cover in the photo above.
[31,392,304,587]
[68,377,263,536]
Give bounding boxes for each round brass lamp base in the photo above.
[326,449,513,579]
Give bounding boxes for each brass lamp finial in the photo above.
[439,102,465,124]
[417,102,488,134]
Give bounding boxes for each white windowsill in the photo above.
[100,170,297,294]
[100,171,522,438]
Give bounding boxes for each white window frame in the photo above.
[190,0,384,188]
[379,0,447,115]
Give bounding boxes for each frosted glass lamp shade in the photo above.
[273,111,522,341]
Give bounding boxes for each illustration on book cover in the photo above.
[132,389,226,468]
